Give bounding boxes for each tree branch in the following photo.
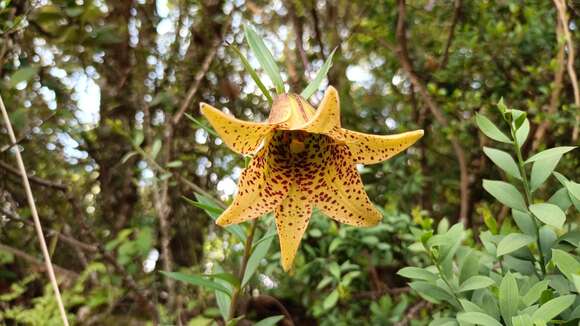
[0,243,78,280]
[553,0,580,141]
[393,0,471,224]
[0,160,68,191]
[532,12,566,151]
[0,93,69,325]
[172,20,230,126]
[438,0,462,70]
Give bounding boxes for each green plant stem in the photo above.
[227,219,259,321]
[425,247,462,309]
[510,127,547,277]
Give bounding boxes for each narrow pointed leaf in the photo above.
[457,312,502,326]
[459,276,496,292]
[483,147,521,180]
[522,280,549,306]
[511,315,533,326]
[530,155,562,192]
[515,119,530,148]
[483,180,527,211]
[242,225,276,286]
[397,267,438,281]
[160,271,231,296]
[227,44,273,104]
[301,48,336,99]
[496,233,535,256]
[244,25,285,94]
[551,249,580,282]
[548,188,572,211]
[254,315,285,326]
[531,295,575,324]
[475,114,512,143]
[525,146,576,164]
[529,203,565,228]
[499,273,520,326]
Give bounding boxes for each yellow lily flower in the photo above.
[200,86,423,271]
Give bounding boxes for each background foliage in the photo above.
[0,0,578,325]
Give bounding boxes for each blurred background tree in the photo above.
[0,0,577,324]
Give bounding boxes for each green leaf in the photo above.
[475,114,512,143]
[522,280,549,306]
[150,139,162,159]
[515,119,530,148]
[8,66,39,88]
[497,97,507,115]
[244,25,285,94]
[459,276,495,292]
[397,267,438,281]
[531,295,575,323]
[511,314,533,326]
[529,203,566,229]
[300,48,337,99]
[456,312,502,326]
[512,210,536,236]
[530,155,561,192]
[254,315,285,326]
[566,181,580,201]
[242,225,275,286]
[208,273,240,288]
[483,180,527,211]
[499,273,520,326]
[483,147,521,180]
[459,299,485,313]
[551,249,580,282]
[525,146,576,164]
[539,226,556,262]
[496,233,535,257]
[323,289,339,310]
[227,43,273,104]
[185,113,218,138]
[192,193,246,242]
[548,188,572,211]
[409,281,456,305]
[160,271,231,296]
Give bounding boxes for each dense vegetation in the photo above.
[0,0,578,325]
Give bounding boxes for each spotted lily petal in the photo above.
[297,86,341,133]
[339,129,424,164]
[275,184,313,271]
[315,143,382,226]
[200,103,274,155]
[215,142,290,226]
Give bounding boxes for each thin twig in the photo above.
[0,243,78,280]
[0,93,69,326]
[0,112,57,153]
[0,159,68,191]
[172,20,230,126]
[532,12,566,151]
[438,0,462,70]
[553,0,580,141]
[393,0,471,224]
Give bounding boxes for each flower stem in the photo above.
[227,219,259,321]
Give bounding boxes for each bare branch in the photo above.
[172,20,230,126]
[553,0,580,141]
[532,13,566,151]
[0,160,68,191]
[393,0,471,224]
[0,93,69,326]
[438,0,462,70]
[0,243,78,280]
